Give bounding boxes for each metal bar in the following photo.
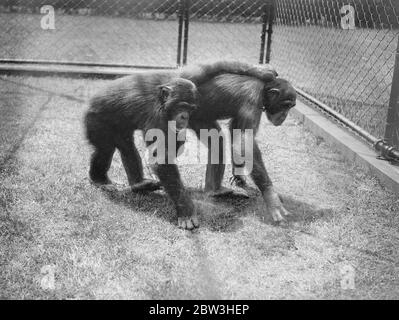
[0,62,175,79]
[296,87,379,145]
[182,0,190,65]
[384,36,399,148]
[0,59,173,70]
[265,0,275,64]
[259,3,268,64]
[177,0,184,66]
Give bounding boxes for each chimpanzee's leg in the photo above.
[115,132,161,192]
[228,118,250,189]
[190,120,233,196]
[85,112,116,185]
[89,145,115,185]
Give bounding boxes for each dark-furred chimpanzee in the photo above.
[190,75,297,224]
[85,77,198,191]
[84,61,278,230]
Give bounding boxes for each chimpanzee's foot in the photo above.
[131,179,162,192]
[229,175,259,198]
[89,175,113,186]
[207,186,235,197]
[229,175,248,188]
[178,214,199,230]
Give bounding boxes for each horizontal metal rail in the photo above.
[0,59,174,70]
[0,60,175,79]
[295,87,379,145]
[296,87,399,163]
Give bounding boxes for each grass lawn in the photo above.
[0,75,398,299]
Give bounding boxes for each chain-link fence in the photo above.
[271,0,399,149]
[0,0,399,151]
[186,0,267,63]
[0,0,268,67]
[0,0,182,67]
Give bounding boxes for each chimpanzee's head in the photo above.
[263,78,296,126]
[158,78,198,131]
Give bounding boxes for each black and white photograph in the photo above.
[0,0,398,303]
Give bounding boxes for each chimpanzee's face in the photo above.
[167,104,194,131]
[159,78,198,132]
[264,79,296,126]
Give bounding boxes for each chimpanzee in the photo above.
[84,61,279,230]
[191,76,297,224]
[85,76,198,191]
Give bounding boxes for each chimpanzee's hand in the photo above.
[263,187,290,223]
[255,64,278,81]
[264,64,278,77]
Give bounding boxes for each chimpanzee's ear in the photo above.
[266,88,281,102]
[158,85,172,105]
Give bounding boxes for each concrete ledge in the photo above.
[290,100,399,194]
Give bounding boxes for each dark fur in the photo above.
[85,75,198,187]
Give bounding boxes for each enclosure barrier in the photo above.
[0,0,398,156]
[270,0,399,156]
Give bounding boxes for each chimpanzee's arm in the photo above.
[230,107,290,223]
[250,142,290,222]
[179,60,277,86]
[153,163,199,229]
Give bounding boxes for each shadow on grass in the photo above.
[280,195,334,225]
[100,186,334,233]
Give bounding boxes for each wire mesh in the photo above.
[186,0,267,64]
[271,0,399,146]
[0,0,271,67]
[0,0,180,67]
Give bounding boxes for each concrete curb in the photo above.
[290,100,399,195]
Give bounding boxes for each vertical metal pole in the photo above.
[384,36,399,148]
[259,3,268,64]
[176,0,184,66]
[265,0,275,64]
[182,0,190,65]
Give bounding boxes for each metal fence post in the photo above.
[176,0,184,66]
[182,0,190,65]
[384,36,399,148]
[259,2,268,64]
[265,0,275,64]
[259,0,275,64]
